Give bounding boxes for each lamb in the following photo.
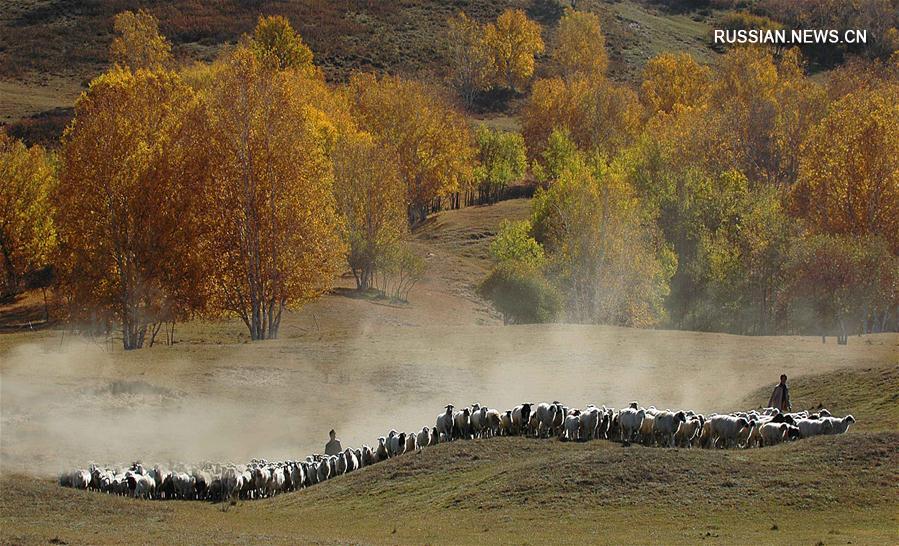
[618,407,645,443]
[511,404,532,436]
[562,413,580,442]
[436,405,455,442]
[652,411,687,448]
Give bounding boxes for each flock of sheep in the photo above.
[59,401,855,502]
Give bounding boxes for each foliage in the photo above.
[201,45,346,340]
[56,68,208,349]
[523,76,642,159]
[640,52,712,116]
[479,261,561,324]
[248,15,316,75]
[791,82,899,254]
[445,12,491,107]
[333,131,407,290]
[375,242,426,302]
[490,219,545,269]
[347,73,476,223]
[552,9,607,79]
[531,157,673,327]
[483,9,545,91]
[109,9,173,70]
[474,126,527,203]
[0,132,56,295]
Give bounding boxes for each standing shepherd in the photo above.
[768,374,792,412]
[325,429,342,456]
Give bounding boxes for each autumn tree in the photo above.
[56,68,208,349]
[0,132,56,296]
[483,9,545,91]
[531,155,673,326]
[640,52,712,116]
[248,15,316,75]
[473,126,527,204]
[791,82,899,253]
[522,76,642,158]
[552,9,607,80]
[202,46,345,340]
[109,9,173,70]
[446,11,490,107]
[332,131,407,290]
[347,73,475,223]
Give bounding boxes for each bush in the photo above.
[478,262,561,324]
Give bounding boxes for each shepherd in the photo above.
[325,429,342,456]
[768,374,792,412]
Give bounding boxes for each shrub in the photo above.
[478,262,561,324]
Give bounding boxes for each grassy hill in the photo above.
[2,392,897,544]
[1,0,721,146]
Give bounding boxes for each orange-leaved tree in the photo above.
[201,45,345,340]
[56,68,209,349]
[109,9,173,70]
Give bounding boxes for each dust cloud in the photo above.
[1,323,889,476]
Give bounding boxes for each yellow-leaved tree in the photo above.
[332,131,407,290]
[640,52,712,116]
[109,9,173,70]
[56,68,209,349]
[201,45,345,340]
[445,11,491,107]
[248,15,317,75]
[791,82,899,254]
[552,9,607,80]
[0,132,56,296]
[483,9,544,91]
[522,76,642,159]
[347,73,475,223]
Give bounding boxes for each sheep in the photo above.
[453,407,472,440]
[394,433,408,457]
[71,469,91,490]
[578,407,600,441]
[758,422,789,447]
[652,411,687,448]
[535,402,558,438]
[822,415,855,434]
[499,410,513,436]
[430,426,440,446]
[336,452,348,475]
[618,407,645,443]
[674,416,703,448]
[386,430,399,456]
[796,418,834,438]
[638,414,656,445]
[484,409,502,438]
[376,437,389,461]
[470,406,488,438]
[417,427,430,449]
[706,415,752,449]
[405,432,417,453]
[436,405,455,442]
[511,404,532,436]
[361,445,375,466]
[562,413,580,442]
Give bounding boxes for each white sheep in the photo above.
[822,415,855,434]
[511,404,532,436]
[436,405,455,442]
[652,411,687,448]
[706,415,751,448]
[416,427,430,449]
[796,418,834,438]
[618,407,645,443]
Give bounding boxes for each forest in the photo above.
[1,5,897,349]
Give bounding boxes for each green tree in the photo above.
[474,126,527,203]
